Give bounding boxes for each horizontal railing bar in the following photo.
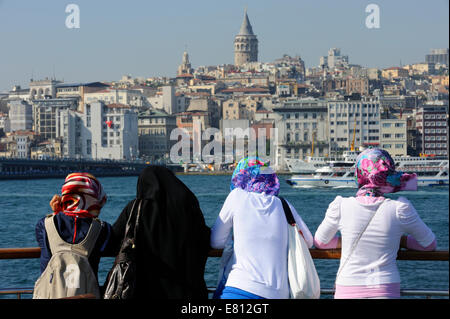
[0,247,41,259]
[399,289,449,297]
[1,288,447,299]
[1,247,448,261]
[0,289,33,295]
[319,288,449,297]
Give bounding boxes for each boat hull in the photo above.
[286,176,449,188]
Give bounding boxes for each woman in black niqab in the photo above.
[109,165,211,299]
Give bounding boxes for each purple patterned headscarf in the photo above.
[355,148,417,197]
[230,156,280,196]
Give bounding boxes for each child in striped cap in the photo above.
[35,173,114,281]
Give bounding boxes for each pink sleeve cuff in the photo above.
[314,235,340,249]
[406,235,437,251]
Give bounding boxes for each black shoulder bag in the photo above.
[103,199,142,299]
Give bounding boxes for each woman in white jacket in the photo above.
[210,156,313,299]
[314,148,437,299]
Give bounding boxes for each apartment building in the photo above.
[222,97,258,120]
[272,98,328,168]
[380,118,407,156]
[382,67,409,79]
[8,99,33,132]
[415,105,448,156]
[84,87,147,109]
[1,130,36,158]
[138,109,177,162]
[327,96,381,152]
[59,101,138,160]
[32,98,78,139]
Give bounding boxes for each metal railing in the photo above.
[0,247,448,299]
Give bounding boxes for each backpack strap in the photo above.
[44,215,102,258]
[45,215,71,254]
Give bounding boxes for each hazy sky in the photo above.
[0,0,448,92]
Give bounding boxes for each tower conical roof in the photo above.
[238,8,254,36]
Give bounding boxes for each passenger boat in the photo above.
[284,151,359,174]
[286,154,449,188]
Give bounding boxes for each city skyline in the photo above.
[0,0,449,92]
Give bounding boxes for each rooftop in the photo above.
[106,103,132,109]
[238,8,255,36]
[56,81,109,88]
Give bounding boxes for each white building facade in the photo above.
[273,98,328,169]
[59,101,138,160]
[380,118,407,156]
[8,100,33,132]
[327,96,381,153]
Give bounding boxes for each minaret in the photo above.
[234,8,258,67]
[177,50,193,76]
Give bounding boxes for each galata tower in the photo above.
[234,8,258,67]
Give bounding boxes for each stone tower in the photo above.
[177,50,194,76]
[234,8,258,67]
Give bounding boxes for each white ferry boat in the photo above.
[284,151,359,174]
[286,154,449,188]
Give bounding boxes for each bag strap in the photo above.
[335,200,384,283]
[279,197,296,226]
[122,199,142,246]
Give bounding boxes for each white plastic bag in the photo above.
[287,224,321,299]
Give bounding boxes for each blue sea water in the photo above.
[0,175,448,299]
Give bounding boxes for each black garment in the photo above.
[108,165,211,299]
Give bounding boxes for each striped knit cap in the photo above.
[61,172,107,218]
